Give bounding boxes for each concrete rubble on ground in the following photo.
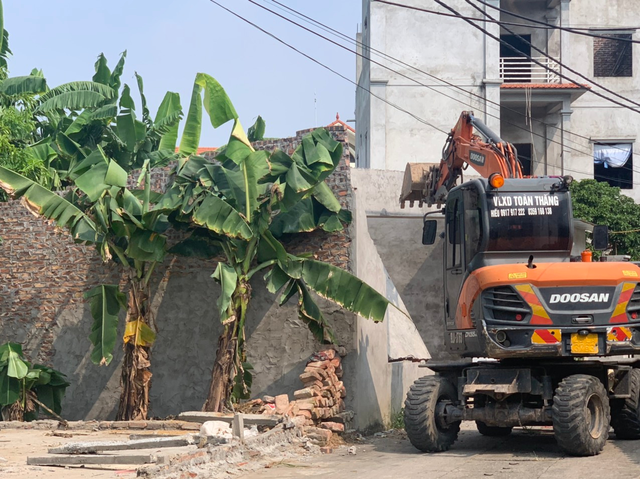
[18,348,353,476]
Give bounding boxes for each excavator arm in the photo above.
[400,111,524,208]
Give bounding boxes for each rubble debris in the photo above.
[347,446,357,455]
[200,421,232,437]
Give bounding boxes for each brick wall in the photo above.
[0,125,355,419]
[593,34,632,77]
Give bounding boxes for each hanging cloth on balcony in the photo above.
[594,143,632,169]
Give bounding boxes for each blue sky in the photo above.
[4,0,361,146]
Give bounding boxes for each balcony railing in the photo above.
[500,56,560,83]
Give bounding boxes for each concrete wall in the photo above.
[351,169,454,361]
[350,169,431,431]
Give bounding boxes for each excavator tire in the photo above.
[404,375,460,452]
[552,374,610,456]
[611,369,640,440]
[475,421,512,437]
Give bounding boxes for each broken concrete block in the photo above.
[200,421,232,438]
[320,422,345,433]
[262,395,275,404]
[274,394,290,414]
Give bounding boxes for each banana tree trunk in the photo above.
[203,319,238,412]
[117,278,152,421]
[203,281,250,412]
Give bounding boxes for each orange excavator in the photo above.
[400,111,640,456]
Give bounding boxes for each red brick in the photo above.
[320,421,345,433]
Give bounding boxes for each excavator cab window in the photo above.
[446,197,463,269]
[464,187,483,265]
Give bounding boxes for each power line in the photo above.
[474,0,640,45]
[433,0,640,113]
[255,0,640,176]
[206,0,448,135]
[207,1,640,183]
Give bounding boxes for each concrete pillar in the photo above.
[545,112,561,176]
[560,99,573,177]
[559,0,571,78]
[483,0,502,132]
[369,81,387,170]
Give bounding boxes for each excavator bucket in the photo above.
[399,163,438,208]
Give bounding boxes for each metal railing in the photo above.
[499,56,561,83]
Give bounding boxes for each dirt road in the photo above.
[239,424,640,479]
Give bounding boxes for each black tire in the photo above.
[611,369,640,440]
[404,375,461,452]
[552,374,610,456]
[476,421,512,437]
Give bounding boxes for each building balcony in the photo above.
[500,56,561,84]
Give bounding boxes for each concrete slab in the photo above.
[48,435,197,454]
[27,454,162,466]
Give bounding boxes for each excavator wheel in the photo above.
[552,374,610,456]
[611,369,640,440]
[475,421,512,437]
[404,375,460,452]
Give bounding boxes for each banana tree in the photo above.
[0,54,183,420]
[161,74,392,412]
[0,342,70,421]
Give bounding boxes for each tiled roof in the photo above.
[327,113,355,132]
[174,147,218,154]
[501,83,591,89]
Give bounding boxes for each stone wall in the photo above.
[0,126,356,420]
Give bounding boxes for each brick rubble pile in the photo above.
[240,348,349,448]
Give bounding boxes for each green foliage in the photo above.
[0,104,48,201]
[0,342,70,421]
[391,408,405,429]
[570,179,640,259]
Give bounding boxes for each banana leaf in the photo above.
[0,166,97,243]
[85,284,127,366]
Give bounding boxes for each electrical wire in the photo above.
[206,0,448,135]
[207,0,640,183]
[474,0,640,45]
[373,0,640,40]
[434,0,640,113]
[255,0,640,177]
